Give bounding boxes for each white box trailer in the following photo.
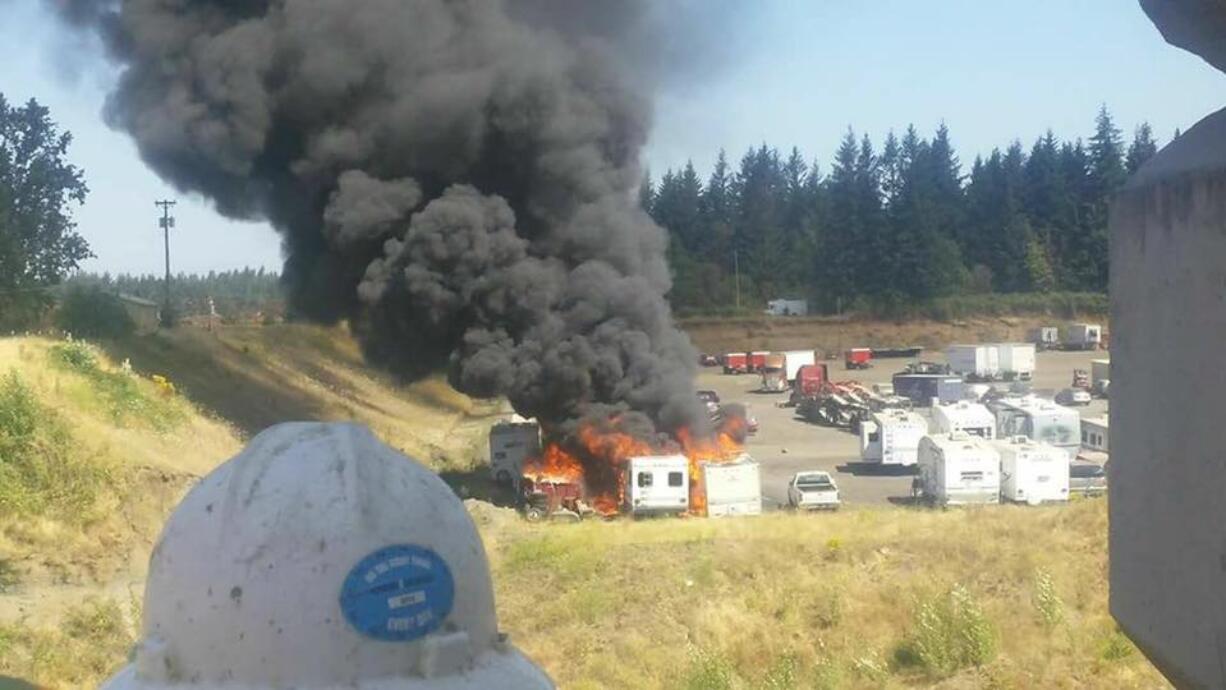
[782,350,817,381]
[625,455,690,516]
[946,344,1000,381]
[1081,416,1109,453]
[996,343,1035,381]
[991,396,1081,460]
[917,432,1001,506]
[931,401,997,439]
[1064,323,1102,350]
[489,419,541,484]
[860,409,929,467]
[701,455,762,517]
[993,436,1069,505]
[1028,326,1060,350]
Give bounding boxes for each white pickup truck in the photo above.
[787,471,841,511]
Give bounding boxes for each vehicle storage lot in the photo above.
[697,350,1109,508]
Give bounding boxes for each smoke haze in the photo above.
[53,0,713,437]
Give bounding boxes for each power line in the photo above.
[155,199,177,326]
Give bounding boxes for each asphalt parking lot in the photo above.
[696,349,1110,508]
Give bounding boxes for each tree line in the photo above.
[68,269,284,321]
[643,106,1159,315]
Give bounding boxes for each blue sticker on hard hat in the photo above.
[339,544,455,642]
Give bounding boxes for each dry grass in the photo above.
[484,500,1164,689]
[0,595,136,687]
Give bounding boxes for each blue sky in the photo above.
[2,1,1223,276]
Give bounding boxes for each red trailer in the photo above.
[844,348,873,370]
[722,352,748,374]
[748,351,770,373]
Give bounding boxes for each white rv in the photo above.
[625,455,690,516]
[994,436,1070,505]
[1081,416,1109,453]
[996,343,1036,381]
[860,409,929,467]
[489,419,542,484]
[701,455,762,517]
[765,299,808,316]
[946,344,1001,381]
[917,432,1001,506]
[931,401,997,439]
[990,396,1081,460]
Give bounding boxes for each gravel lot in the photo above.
[697,349,1110,508]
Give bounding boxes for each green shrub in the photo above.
[896,584,997,678]
[55,287,135,339]
[683,646,735,690]
[1033,568,1065,627]
[757,655,799,690]
[1099,630,1136,662]
[0,372,110,520]
[49,343,185,431]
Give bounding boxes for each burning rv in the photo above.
[860,409,928,467]
[489,418,542,485]
[931,401,997,439]
[625,455,690,516]
[993,436,1070,505]
[916,432,1001,506]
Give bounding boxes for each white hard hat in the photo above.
[102,422,553,690]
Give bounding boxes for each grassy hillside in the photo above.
[0,325,1159,689]
[482,500,1161,689]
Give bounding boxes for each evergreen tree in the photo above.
[1126,122,1159,174]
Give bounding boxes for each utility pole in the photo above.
[155,200,177,326]
[733,249,741,310]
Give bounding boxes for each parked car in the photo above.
[699,353,719,367]
[787,471,841,510]
[1069,461,1107,497]
[1055,388,1092,407]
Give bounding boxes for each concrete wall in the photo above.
[1110,107,1226,689]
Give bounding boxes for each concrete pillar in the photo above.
[1110,107,1226,688]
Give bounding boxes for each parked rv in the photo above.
[860,409,929,467]
[844,348,873,370]
[946,344,1001,381]
[916,432,1001,506]
[625,455,690,516]
[1063,323,1102,351]
[1081,416,1109,453]
[489,419,542,485]
[892,374,965,407]
[994,436,1070,505]
[722,352,748,374]
[931,401,997,439]
[1028,326,1060,350]
[702,455,763,517]
[765,298,808,316]
[787,471,841,511]
[989,396,1082,460]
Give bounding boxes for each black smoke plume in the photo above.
[55,0,708,437]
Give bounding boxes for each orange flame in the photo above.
[523,413,747,517]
